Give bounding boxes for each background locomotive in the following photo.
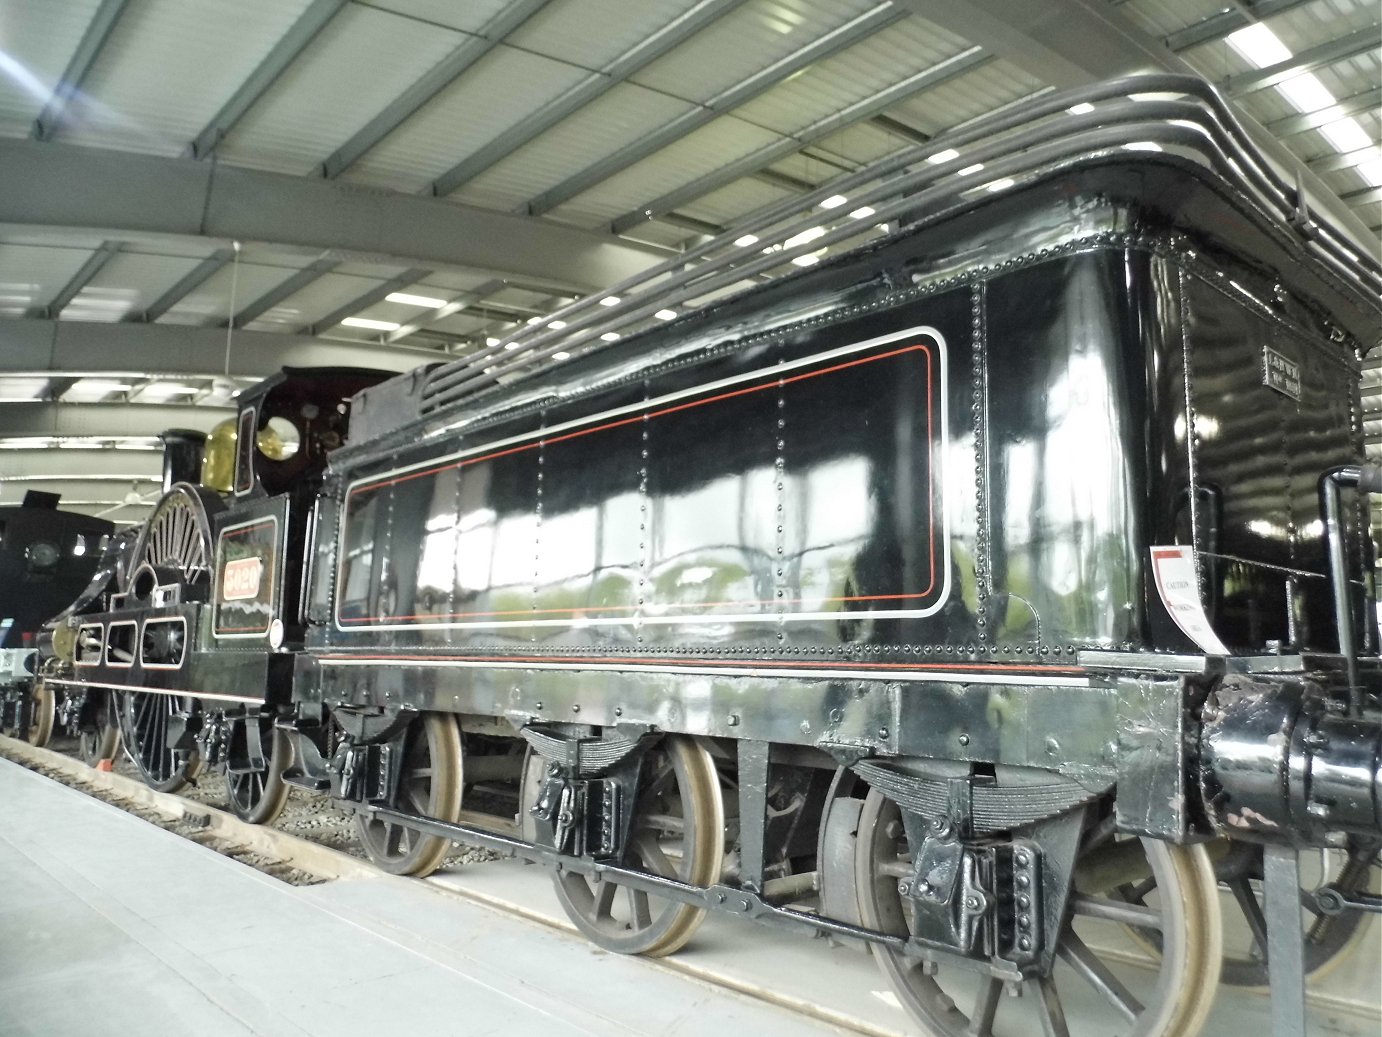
[38,76,1382,1037]
[0,491,113,747]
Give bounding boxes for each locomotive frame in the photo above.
[41,75,1382,1037]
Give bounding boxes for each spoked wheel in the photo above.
[354,711,462,877]
[1129,839,1380,988]
[25,678,55,747]
[856,792,1222,1037]
[117,691,201,793]
[552,735,724,957]
[77,691,121,765]
[226,715,292,825]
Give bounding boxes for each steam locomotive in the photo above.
[0,491,113,747]
[40,76,1382,1037]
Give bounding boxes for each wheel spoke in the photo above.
[1057,927,1144,1021]
[1069,893,1164,931]
[593,878,617,921]
[626,886,653,930]
[966,977,1001,1036]
[1230,878,1271,954]
[632,832,676,878]
[1035,977,1071,1037]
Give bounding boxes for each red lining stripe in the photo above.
[315,652,1084,676]
[340,340,940,627]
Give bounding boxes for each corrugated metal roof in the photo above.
[0,0,103,136]
[0,0,1377,498]
[343,46,589,192]
[214,4,470,176]
[61,0,316,154]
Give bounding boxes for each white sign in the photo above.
[1150,546,1229,655]
[222,557,263,601]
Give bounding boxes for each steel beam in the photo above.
[30,241,121,319]
[303,268,432,335]
[431,0,748,197]
[1265,88,1382,138]
[384,277,507,344]
[187,0,347,159]
[0,138,665,293]
[1165,0,1316,54]
[134,249,238,323]
[609,47,989,235]
[0,451,160,480]
[525,2,908,217]
[1342,185,1382,207]
[321,0,552,180]
[1308,148,1382,176]
[0,403,229,439]
[227,257,340,328]
[0,316,437,379]
[30,0,132,141]
[1224,28,1381,98]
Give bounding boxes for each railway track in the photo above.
[0,733,910,1037]
[3,733,1377,1037]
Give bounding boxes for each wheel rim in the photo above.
[78,693,120,765]
[354,712,462,876]
[118,691,198,792]
[856,792,1222,1037]
[1166,839,1379,988]
[26,679,54,747]
[551,735,724,957]
[226,717,291,825]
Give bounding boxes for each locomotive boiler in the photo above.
[0,491,113,747]
[44,75,1382,1037]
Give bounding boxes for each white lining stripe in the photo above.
[335,326,950,633]
[314,656,1089,688]
[46,678,263,704]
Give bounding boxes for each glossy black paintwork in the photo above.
[0,504,113,648]
[311,165,1372,671]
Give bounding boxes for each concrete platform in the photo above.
[0,758,858,1037]
[1,755,1377,1037]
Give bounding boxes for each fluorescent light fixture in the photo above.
[1123,142,1163,152]
[820,194,848,208]
[957,163,984,176]
[784,226,825,249]
[1226,24,1291,67]
[503,341,521,350]
[485,337,501,347]
[547,320,567,329]
[654,309,677,321]
[927,149,959,164]
[1067,103,1095,115]
[385,291,447,308]
[791,253,821,267]
[63,379,133,401]
[137,383,199,400]
[985,178,1015,192]
[600,332,621,342]
[600,296,621,306]
[526,316,544,325]
[341,317,400,331]
[848,206,876,219]
[734,234,760,247]
[551,351,571,361]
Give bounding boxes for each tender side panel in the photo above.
[332,325,949,653]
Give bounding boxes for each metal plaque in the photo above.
[1261,345,1301,401]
